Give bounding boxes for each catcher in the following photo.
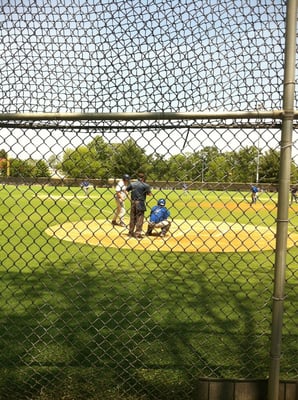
[146,199,171,237]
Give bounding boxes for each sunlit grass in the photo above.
[0,184,297,399]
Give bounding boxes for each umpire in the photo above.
[126,172,152,238]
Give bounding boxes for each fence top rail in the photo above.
[0,110,288,122]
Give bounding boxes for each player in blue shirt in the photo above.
[80,179,90,195]
[251,185,259,205]
[146,199,171,237]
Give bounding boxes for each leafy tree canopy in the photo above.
[8,138,297,185]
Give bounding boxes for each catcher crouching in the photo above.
[146,199,171,237]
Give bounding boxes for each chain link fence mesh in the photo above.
[0,1,297,399]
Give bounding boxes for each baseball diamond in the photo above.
[45,218,298,253]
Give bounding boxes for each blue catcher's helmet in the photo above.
[158,199,166,206]
[122,174,130,181]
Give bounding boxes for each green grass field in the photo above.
[0,184,297,399]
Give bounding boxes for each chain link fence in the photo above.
[0,1,297,399]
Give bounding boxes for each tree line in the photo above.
[0,149,50,178]
[1,136,298,184]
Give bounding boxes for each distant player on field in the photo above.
[250,185,259,205]
[146,199,171,237]
[81,179,90,195]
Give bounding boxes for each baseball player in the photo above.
[112,174,130,227]
[80,179,90,195]
[250,185,259,205]
[146,199,171,237]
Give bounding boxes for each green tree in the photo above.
[34,160,51,177]
[0,149,8,158]
[9,159,50,178]
[188,147,220,182]
[0,149,8,176]
[166,154,192,181]
[259,148,280,183]
[110,139,149,178]
[147,153,169,181]
[232,146,259,182]
[10,159,33,177]
[205,154,233,182]
[258,149,298,184]
[59,137,150,179]
[87,136,114,173]
[290,158,298,183]
[60,147,103,178]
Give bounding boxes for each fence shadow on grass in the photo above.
[0,250,274,399]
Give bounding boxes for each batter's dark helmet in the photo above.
[158,199,166,206]
[122,174,130,181]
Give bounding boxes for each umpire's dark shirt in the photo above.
[127,180,151,201]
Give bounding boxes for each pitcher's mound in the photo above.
[45,219,298,253]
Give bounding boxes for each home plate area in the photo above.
[45,219,298,253]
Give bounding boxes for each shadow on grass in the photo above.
[0,250,275,399]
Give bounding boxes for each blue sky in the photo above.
[0,0,292,160]
[0,0,287,113]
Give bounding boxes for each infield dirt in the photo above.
[45,199,298,253]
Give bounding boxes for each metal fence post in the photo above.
[268,0,298,399]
